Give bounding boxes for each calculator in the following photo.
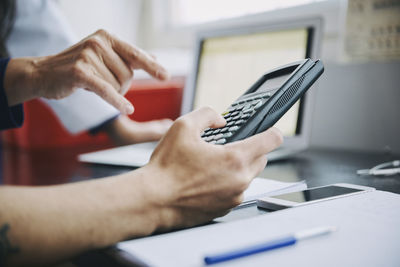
[201,59,324,144]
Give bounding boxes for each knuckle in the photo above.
[128,47,140,60]
[71,62,85,79]
[95,29,108,37]
[172,117,190,132]
[84,36,103,50]
[77,50,91,62]
[122,69,134,83]
[270,128,284,146]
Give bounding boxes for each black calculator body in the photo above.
[201,59,324,144]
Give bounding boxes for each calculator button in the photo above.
[214,133,224,140]
[234,104,245,111]
[232,115,241,121]
[227,121,234,127]
[223,132,233,138]
[220,127,229,133]
[242,107,253,114]
[253,100,263,110]
[235,120,245,125]
[243,103,252,109]
[209,140,217,144]
[202,129,212,136]
[223,113,231,119]
[232,102,240,106]
[226,117,233,122]
[238,100,246,104]
[241,113,251,119]
[231,111,239,116]
[205,136,214,142]
[212,129,221,134]
[229,126,240,132]
[205,131,214,136]
[215,138,227,144]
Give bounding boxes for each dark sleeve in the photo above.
[0,58,24,131]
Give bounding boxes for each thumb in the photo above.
[183,107,226,132]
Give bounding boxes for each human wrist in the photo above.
[102,167,169,240]
[4,57,40,106]
[137,164,182,232]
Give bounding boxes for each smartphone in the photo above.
[201,58,324,144]
[256,183,375,211]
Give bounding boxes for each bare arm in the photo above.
[3,30,169,114]
[0,169,161,266]
[0,107,283,266]
[3,29,172,145]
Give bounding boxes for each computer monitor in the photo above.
[78,18,323,167]
[182,17,322,156]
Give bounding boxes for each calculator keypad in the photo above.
[201,92,272,144]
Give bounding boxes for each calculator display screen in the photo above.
[256,73,292,93]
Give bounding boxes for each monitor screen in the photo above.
[193,28,309,137]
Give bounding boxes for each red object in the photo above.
[1,78,184,150]
[126,78,184,122]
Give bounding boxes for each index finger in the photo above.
[111,37,169,81]
[84,74,134,115]
[227,127,283,160]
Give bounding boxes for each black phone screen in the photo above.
[270,186,363,203]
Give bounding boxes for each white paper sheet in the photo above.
[117,190,400,267]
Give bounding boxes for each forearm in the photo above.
[104,116,173,146]
[0,169,161,266]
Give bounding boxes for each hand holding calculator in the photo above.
[201,59,324,144]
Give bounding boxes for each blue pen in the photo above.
[204,226,337,265]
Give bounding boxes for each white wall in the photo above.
[311,61,400,153]
[57,0,142,45]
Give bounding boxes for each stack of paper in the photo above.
[117,190,400,267]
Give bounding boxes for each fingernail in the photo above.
[158,69,170,80]
[125,103,134,114]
